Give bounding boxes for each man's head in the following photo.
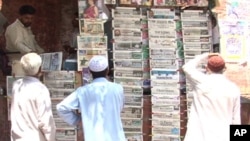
[18,5,36,27]
[88,55,109,79]
[20,53,42,76]
[206,54,226,74]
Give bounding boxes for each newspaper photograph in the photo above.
[43,71,75,81]
[183,29,210,37]
[149,29,176,39]
[152,111,180,119]
[181,10,208,21]
[151,87,180,96]
[184,43,212,51]
[40,52,63,71]
[112,18,141,29]
[148,8,175,19]
[114,70,144,78]
[152,105,180,113]
[114,51,144,60]
[121,107,143,118]
[152,118,180,127]
[150,49,176,59]
[112,7,141,19]
[152,135,180,141]
[148,19,175,29]
[77,35,107,49]
[124,95,143,107]
[150,59,178,69]
[182,21,209,29]
[56,129,76,141]
[113,42,142,51]
[78,0,87,19]
[114,77,143,87]
[80,19,105,35]
[152,126,180,135]
[114,60,143,69]
[123,86,143,95]
[113,34,142,42]
[183,37,212,43]
[6,76,24,97]
[150,69,179,80]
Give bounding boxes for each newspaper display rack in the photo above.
[112,7,150,141]
[181,10,213,117]
[148,8,184,141]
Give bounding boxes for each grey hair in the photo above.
[20,53,42,76]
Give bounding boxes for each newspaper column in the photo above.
[43,71,78,141]
[180,10,213,117]
[148,8,184,141]
[112,7,150,141]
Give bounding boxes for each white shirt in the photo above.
[11,76,56,141]
[182,53,241,141]
[57,77,126,141]
[5,19,44,54]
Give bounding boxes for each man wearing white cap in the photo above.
[10,53,56,141]
[57,55,126,141]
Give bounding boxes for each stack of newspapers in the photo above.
[112,7,150,141]
[148,8,182,141]
[43,71,77,141]
[77,35,108,84]
[181,10,213,117]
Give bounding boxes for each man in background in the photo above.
[11,53,55,141]
[5,5,44,76]
[183,53,241,141]
[57,55,126,141]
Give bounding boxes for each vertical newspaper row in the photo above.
[43,71,77,141]
[112,7,150,141]
[181,10,213,117]
[148,8,183,141]
[77,0,108,85]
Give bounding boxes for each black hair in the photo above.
[19,5,36,15]
[90,68,108,79]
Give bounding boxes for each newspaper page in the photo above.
[6,76,24,120]
[112,7,142,19]
[40,52,63,71]
[104,0,116,4]
[78,0,87,19]
[113,42,143,51]
[148,19,176,29]
[77,49,107,71]
[150,49,176,59]
[112,18,141,29]
[79,19,105,35]
[124,95,143,107]
[113,28,142,42]
[114,77,143,87]
[181,10,208,21]
[123,86,143,96]
[152,105,180,113]
[148,8,175,19]
[77,35,107,49]
[150,59,178,69]
[121,107,143,119]
[43,71,77,141]
[150,69,180,81]
[82,67,92,85]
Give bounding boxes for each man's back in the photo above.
[77,78,125,141]
[185,74,241,141]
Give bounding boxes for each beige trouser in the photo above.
[7,54,25,76]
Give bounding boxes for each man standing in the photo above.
[5,5,44,76]
[183,53,241,141]
[57,55,126,141]
[10,53,56,141]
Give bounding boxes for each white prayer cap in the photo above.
[88,55,108,72]
[20,53,42,76]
